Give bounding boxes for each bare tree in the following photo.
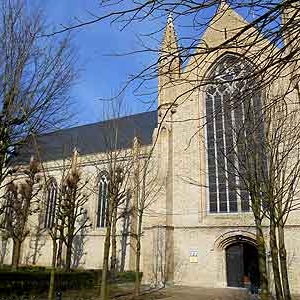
[92,105,136,300]
[42,149,92,300]
[0,0,76,200]
[0,156,41,269]
[24,210,46,265]
[262,93,300,300]
[56,149,92,272]
[132,140,162,296]
[92,105,161,297]
[97,164,132,300]
[72,210,89,268]
[119,190,132,272]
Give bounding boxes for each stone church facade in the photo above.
[3,1,300,294]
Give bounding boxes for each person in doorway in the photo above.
[248,261,259,294]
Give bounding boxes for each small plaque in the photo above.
[189,248,198,263]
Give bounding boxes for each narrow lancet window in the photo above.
[96,174,109,228]
[44,179,58,228]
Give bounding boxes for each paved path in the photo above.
[160,286,251,300]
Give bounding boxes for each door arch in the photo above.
[226,242,259,288]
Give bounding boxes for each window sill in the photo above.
[205,211,253,219]
[207,211,252,216]
[94,226,107,230]
[89,227,107,235]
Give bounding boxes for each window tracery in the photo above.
[206,54,263,213]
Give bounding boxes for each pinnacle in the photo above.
[163,12,177,43]
[218,0,230,12]
[160,11,179,54]
[167,12,173,26]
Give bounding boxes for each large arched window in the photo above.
[96,173,109,228]
[44,178,58,228]
[206,54,263,213]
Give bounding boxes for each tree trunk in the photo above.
[0,238,8,265]
[135,162,147,296]
[48,269,56,300]
[48,238,57,300]
[120,194,130,272]
[135,238,141,296]
[32,235,39,265]
[57,233,63,268]
[255,219,270,300]
[135,213,143,297]
[270,215,284,300]
[110,206,117,273]
[12,238,21,269]
[65,239,72,272]
[120,216,129,272]
[278,222,291,300]
[99,202,113,300]
[32,231,42,265]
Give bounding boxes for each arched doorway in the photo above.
[226,242,259,288]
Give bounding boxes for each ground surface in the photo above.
[2,285,300,300]
[159,286,300,300]
[157,286,251,300]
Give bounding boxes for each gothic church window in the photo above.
[3,190,14,230]
[96,173,109,228]
[44,179,58,228]
[206,54,263,213]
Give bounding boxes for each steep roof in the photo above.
[17,110,158,164]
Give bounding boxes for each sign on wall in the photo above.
[189,248,198,263]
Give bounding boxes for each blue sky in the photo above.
[37,0,221,126]
[36,1,274,127]
[38,1,164,126]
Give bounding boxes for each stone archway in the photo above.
[226,242,259,288]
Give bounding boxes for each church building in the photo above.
[3,1,300,294]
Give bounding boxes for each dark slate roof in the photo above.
[16,110,158,164]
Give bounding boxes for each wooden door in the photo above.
[226,244,244,287]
